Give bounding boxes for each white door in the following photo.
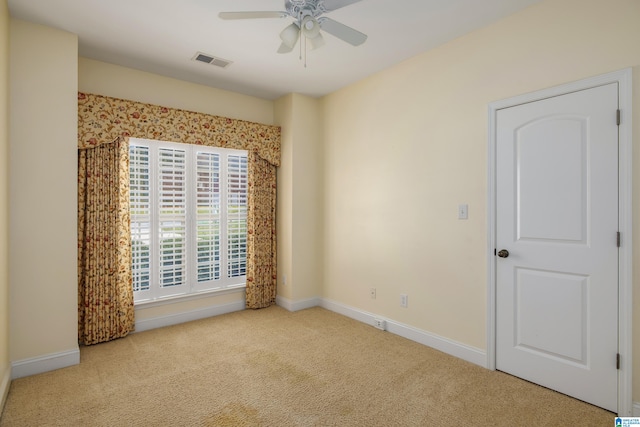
[495,83,619,412]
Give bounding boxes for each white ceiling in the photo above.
[8,0,542,100]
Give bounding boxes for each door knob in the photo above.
[497,249,509,258]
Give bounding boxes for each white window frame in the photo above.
[129,138,248,304]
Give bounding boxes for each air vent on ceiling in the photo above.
[192,52,232,69]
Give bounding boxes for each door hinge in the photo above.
[617,232,621,247]
[617,109,621,126]
[617,353,621,370]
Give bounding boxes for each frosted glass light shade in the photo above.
[279,23,300,49]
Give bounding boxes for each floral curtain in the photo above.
[77,93,280,166]
[246,152,278,308]
[78,93,281,333]
[77,137,135,345]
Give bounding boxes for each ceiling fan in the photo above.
[219,0,367,54]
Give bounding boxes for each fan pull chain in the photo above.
[298,33,307,68]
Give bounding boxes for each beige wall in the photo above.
[275,95,294,301]
[9,20,78,361]
[321,0,640,400]
[275,94,323,304]
[79,58,274,126]
[290,94,323,301]
[0,0,10,407]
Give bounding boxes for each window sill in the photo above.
[134,285,246,309]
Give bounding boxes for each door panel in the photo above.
[517,116,587,243]
[515,268,588,365]
[496,83,619,412]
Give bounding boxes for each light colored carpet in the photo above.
[0,306,613,426]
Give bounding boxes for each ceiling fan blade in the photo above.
[218,11,288,20]
[318,17,367,46]
[321,0,363,13]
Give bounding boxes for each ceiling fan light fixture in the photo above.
[277,43,295,54]
[307,32,325,50]
[301,16,320,39]
[219,0,368,59]
[279,23,300,49]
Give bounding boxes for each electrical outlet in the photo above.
[374,318,386,331]
[400,294,408,308]
[370,288,376,299]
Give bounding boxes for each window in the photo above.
[129,138,248,303]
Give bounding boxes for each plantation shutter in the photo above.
[130,145,151,293]
[195,151,221,283]
[129,138,247,303]
[227,154,248,278]
[157,147,188,294]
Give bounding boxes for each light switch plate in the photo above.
[458,204,468,220]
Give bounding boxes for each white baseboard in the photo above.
[320,298,487,367]
[1,364,10,411]
[11,348,80,380]
[275,295,486,368]
[134,300,245,333]
[633,402,640,416]
[276,295,321,312]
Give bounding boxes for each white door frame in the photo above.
[486,68,633,416]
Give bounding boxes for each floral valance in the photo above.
[78,92,281,167]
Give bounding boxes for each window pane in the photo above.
[196,152,220,282]
[227,154,247,278]
[131,221,151,292]
[159,227,185,287]
[130,145,150,292]
[158,148,186,288]
[197,220,220,281]
[130,140,248,301]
